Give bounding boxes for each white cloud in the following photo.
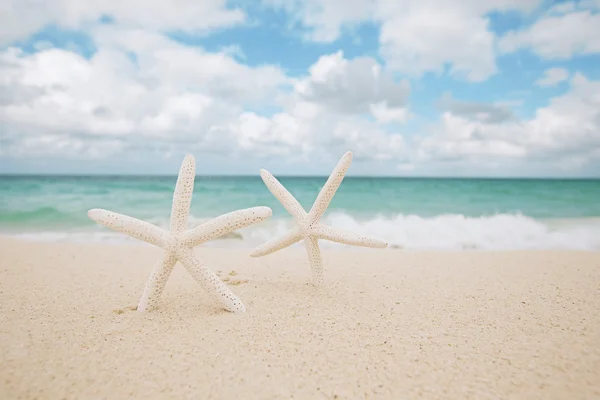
[376,1,499,82]
[1,1,599,175]
[264,0,375,42]
[218,44,246,61]
[417,73,600,169]
[416,113,527,165]
[92,27,288,104]
[294,51,410,114]
[370,102,410,124]
[499,10,600,59]
[0,28,289,158]
[2,135,125,159]
[527,73,600,156]
[3,33,598,171]
[0,0,245,45]
[438,93,515,124]
[535,68,570,87]
[264,0,540,81]
[547,0,600,15]
[231,107,407,162]
[229,51,410,161]
[232,112,307,157]
[0,35,409,163]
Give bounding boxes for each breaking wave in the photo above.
[6,212,600,251]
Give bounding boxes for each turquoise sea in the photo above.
[1,175,600,250]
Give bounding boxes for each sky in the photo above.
[0,0,599,177]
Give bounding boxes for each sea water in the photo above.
[1,175,599,250]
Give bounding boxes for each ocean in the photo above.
[1,175,599,250]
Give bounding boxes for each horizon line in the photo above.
[1,173,599,180]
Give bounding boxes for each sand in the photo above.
[1,237,599,399]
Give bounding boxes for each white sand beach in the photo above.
[1,237,599,399]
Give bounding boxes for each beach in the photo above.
[1,237,599,399]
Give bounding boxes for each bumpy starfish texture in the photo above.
[88,155,272,313]
[251,151,387,285]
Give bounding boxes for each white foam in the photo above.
[5,212,600,250]
[247,212,600,251]
[316,212,600,250]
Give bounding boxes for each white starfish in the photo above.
[88,155,272,313]
[250,151,387,285]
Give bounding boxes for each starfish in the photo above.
[88,155,272,313]
[250,151,387,285]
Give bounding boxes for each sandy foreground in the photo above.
[1,237,599,400]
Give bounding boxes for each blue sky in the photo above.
[1,0,599,176]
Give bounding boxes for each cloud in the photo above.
[377,1,498,82]
[417,73,600,169]
[263,0,375,43]
[499,9,600,59]
[263,0,540,81]
[527,73,600,157]
[92,27,288,104]
[1,134,125,159]
[3,32,598,172]
[370,102,410,124]
[0,0,245,45]
[294,51,410,114]
[218,44,246,61]
[2,1,599,175]
[437,93,515,124]
[0,35,409,163]
[228,51,410,161]
[0,28,289,159]
[535,68,570,87]
[230,109,406,162]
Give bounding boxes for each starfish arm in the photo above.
[305,236,324,286]
[182,206,272,247]
[177,249,246,313]
[88,208,166,247]
[308,151,353,223]
[170,154,196,232]
[137,252,177,312]
[313,225,388,248]
[260,169,306,220]
[250,229,302,257]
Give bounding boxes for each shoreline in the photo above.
[1,237,599,399]
[4,233,600,252]
[3,215,600,252]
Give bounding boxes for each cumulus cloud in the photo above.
[377,1,498,82]
[264,0,539,81]
[0,28,289,158]
[231,107,406,162]
[499,9,600,59]
[437,93,515,124]
[418,73,600,169]
[1,0,599,175]
[294,51,410,115]
[1,134,125,159]
[263,0,376,43]
[527,73,600,157]
[535,68,570,87]
[229,51,410,161]
[370,102,411,124]
[0,0,245,45]
[0,35,409,163]
[269,0,599,83]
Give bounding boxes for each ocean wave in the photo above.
[0,207,84,226]
[4,212,600,250]
[316,212,600,250]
